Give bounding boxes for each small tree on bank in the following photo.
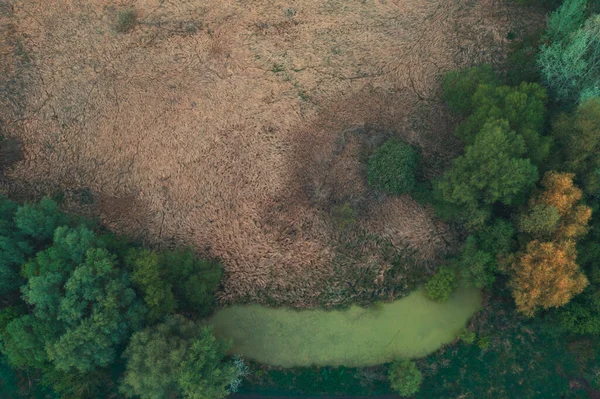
[389,359,422,397]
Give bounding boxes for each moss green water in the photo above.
[210,287,482,367]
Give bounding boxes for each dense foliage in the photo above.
[417,299,588,399]
[388,359,422,397]
[0,196,239,398]
[551,97,600,196]
[367,139,420,195]
[437,119,538,227]
[120,315,236,399]
[511,172,591,316]
[126,248,222,320]
[424,267,457,302]
[538,0,600,103]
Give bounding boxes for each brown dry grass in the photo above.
[1,0,542,307]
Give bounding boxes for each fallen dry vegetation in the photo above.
[0,0,541,307]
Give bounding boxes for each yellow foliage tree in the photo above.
[512,171,591,316]
[532,171,591,239]
[512,240,588,317]
[537,171,582,216]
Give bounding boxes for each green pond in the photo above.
[210,287,482,367]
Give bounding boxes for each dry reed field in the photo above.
[0,0,540,307]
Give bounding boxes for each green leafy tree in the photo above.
[425,267,457,302]
[544,0,588,43]
[125,248,222,318]
[442,64,500,116]
[161,250,222,315]
[538,1,600,103]
[7,226,146,374]
[1,314,53,369]
[14,197,69,242]
[176,328,238,399]
[47,248,146,372]
[505,31,544,86]
[457,237,497,289]
[389,359,422,397]
[437,119,538,227]
[553,292,600,334]
[550,213,600,334]
[454,219,515,289]
[551,97,600,196]
[367,139,420,195]
[120,315,238,399]
[41,366,116,399]
[126,249,177,321]
[455,83,550,165]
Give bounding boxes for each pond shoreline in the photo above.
[211,287,482,367]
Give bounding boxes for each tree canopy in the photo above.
[0,197,232,398]
[442,64,500,116]
[455,83,551,165]
[4,226,147,373]
[437,119,538,226]
[120,315,239,399]
[389,359,422,397]
[538,0,600,103]
[551,97,600,196]
[510,172,591,316]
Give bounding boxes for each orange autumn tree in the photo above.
[536,171,592,239]
[511,172,591,316]
[512,240,588,316]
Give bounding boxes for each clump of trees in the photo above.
[436,66,551,228]
[380,0,600,396]
[511,172,591,316]
[0,196,243,398]
[437,119,539,227]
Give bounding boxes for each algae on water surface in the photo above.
[210,287,482,367]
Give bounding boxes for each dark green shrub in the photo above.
[424,267,457,302]
[115,9,137,33]
[367,139,420,195]
[388,359,422,397]
[505,31,543,85]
